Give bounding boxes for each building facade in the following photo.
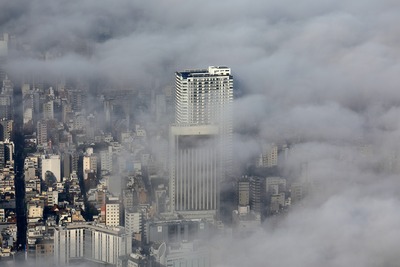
[54,223,132,266]
[170,66,233,217]
[41,155,61,182]
[106,202,121,226]
[175,66,233,125]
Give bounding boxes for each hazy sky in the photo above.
[2,0,400,266]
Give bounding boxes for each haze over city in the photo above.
[1,0,400,266]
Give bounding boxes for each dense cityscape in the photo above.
[2,1,400,267]
[0,33,310,265]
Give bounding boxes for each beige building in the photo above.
[27,202,44,223]
[106,202,120,226]
[35,239,54,265]
[83,148,98,180]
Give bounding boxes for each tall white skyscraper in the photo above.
[175,66,233,125]
[170,66,233,218]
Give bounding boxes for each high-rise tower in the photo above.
[169,66,233,218]
[175,66,233,125]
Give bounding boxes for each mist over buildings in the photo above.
[1,0,400,266]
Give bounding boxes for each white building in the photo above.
[83,150,97,180]
[169,125,220,215]
[175,66,233,125]
[170,66,233,218]
[125,209,143,236]
[41,155,61,182]
[54,223,132,266]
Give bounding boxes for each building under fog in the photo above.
[151,241,211,267]
[0,33,8,58]
[145,219,212,244]
[169,124,220,216]
[169,66,233,218]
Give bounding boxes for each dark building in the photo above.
[250,176,265,215]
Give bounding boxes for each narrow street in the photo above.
[13,85,27,252]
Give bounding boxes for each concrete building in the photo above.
[170,67,233,218]
[146,219,212,244]
[106,202,121,226]
[27,202,44,223]
[250,176,264,215]
[61,152,72,180]
[0,208,5,222]
[0,140,13,170]
[270,193,286,214]
[42,100,54,120]
[265,177,286,195]
[68,89,86,112]
[35,239,54,265]
[41,154,61,182]
[290,182,303,204]
[100,146,113,173]
[54,223,132,266]
[122,189,135,211]
[257,144,278,167]
[125,209,143,238]
[0,94,12,120]
[83,149,98,180]
[164,242,210,267]
[237,178,250,207]
[37,120,48,146]
[0,119,13,141]
[46,187,59,206]
[175,67,233,170]
[175,66,233,125]
[169,125,220,216]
